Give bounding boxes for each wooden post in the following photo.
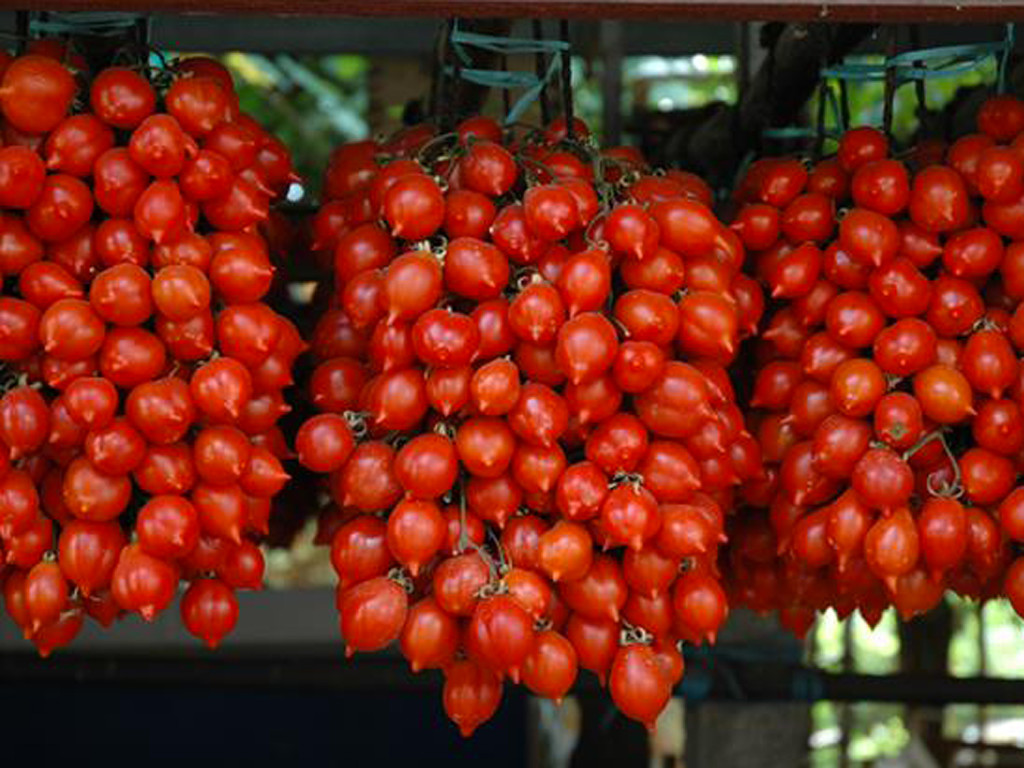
[838,618,854,768]
[898,600,953,765]
[977,602,988,741]
[684,610,810,768]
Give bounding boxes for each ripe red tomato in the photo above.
[181,578,238,649]
[1,55,76,134]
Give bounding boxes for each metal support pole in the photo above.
[559,20,575,139]
[533,19,551,124]
[599,20,623,146]
[4,650,1024,705]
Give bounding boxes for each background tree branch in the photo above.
[669,23,876,191]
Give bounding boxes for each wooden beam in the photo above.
[3,648,1024,706]
[5,0,1024,23]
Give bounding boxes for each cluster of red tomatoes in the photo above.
[299,115,764,735]
[9,34,1024,743]
[0,47,299,654]
[729,95,1024,635]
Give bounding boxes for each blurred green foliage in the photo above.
[220,52,371,201]
[811,597,1024,766]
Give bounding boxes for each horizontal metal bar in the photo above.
[0,13,1011,56]
[2,649,1022,705]
[3,0,1024,23]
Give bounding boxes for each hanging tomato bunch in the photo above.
[298,113,763,736]
[729,94,1024,637]
[0,45,299,655]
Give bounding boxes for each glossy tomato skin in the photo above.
[609,644,671,730]
[91,67,157,129]
[443,660,502,737]
[1,56,77,134]
[181,578,239,649]
[339,576,409,656]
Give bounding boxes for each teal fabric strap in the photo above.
[822,23,1015,90]
[446,21,569,126]
[450,28,568,59]
[29,11,146,37]
[790,23,1017,139]
[791,668,826,702]
[763,80,843,141]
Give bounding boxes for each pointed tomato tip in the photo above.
[205,638,221,650]
[140,607,157,622]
